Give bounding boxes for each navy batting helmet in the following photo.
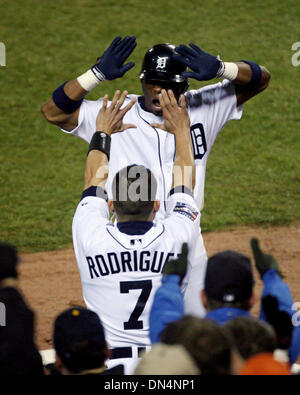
[140,44,189,93]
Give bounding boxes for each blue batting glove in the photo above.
[173,43,221,81]
[92,36,136,81]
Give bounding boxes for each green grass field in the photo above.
[1,0,299,252]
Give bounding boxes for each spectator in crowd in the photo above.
[201,250,255,324]
[134,343,200,375]
[223,316,277,361]
[50,306,124,375]
[159,315,235,375]
[149,239,300,364]
[0,243,44,375]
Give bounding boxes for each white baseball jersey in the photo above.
[63,80,243,318]
[72,187,200,374]
[62,79,243,217]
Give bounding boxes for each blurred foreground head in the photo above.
[0,242,19,281]
[240,353,291,375]
[53,307,107,374]
[134,343,200,375]
[160,316,233,375]
[224,316,277,360]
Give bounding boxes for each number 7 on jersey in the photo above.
[120,280,152,330]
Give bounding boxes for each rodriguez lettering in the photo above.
[86,250,175,278]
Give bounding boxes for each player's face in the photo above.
[141,80,180,116]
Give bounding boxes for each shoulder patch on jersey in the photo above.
[173,202,199,222]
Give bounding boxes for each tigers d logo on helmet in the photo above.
[140,43,188,86]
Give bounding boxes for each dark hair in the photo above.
[223,317,277,360]
[112,164,157,220]
[0,242,19,281]
[160,315,233,375]
[58,339,107,374]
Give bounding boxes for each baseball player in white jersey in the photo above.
[72,88,200,374]
[41,36,270,316]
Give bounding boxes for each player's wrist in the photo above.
[97,128,112,137]
[77,67,106,92]
[96,120,113,136]
[52,82,84,113]
[174,128,190,143]
[87,131,111,159]
[216,61,239,81]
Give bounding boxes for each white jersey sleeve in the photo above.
[164,188,200,245]
[72,187,110,248]
[60,95,139,143]
[163,188,203,307]
[61,98,103,143]
[186,79,243,151]
[186,79,243,211]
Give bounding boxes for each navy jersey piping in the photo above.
[136,99,167,213]
[106,225,165,250]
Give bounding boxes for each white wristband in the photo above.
[77,69,104,92]
[216,61,239,81]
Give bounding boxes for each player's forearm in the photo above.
[233,62,271,106]
[233,62,271,89]
[84,150,108,190]
[41,80,87,122]
[173,131,195,191]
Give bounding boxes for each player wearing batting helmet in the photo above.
[41,36,270,319]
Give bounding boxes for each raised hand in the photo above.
[173,43,221,81]
[92,36,137,81]
[150,89,190,135]
[162,243,188,284]
[250,238,283,279]
[96,90,136,135]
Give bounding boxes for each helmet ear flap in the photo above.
[170,80,189,97]
[181,80,189,94]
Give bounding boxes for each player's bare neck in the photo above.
[139,96,152,114]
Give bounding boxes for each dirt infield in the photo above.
[18,223,300,351]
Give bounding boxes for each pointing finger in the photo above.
[179,94,187,109]
[115,90,128,111]
[121,97,137,114]
[168,89,177,107]
[110,90,121,109]
[102,94,109,110]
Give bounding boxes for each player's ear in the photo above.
[108,199,114,213]
[153,200,160,213]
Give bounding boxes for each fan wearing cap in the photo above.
[149,239,300,365]
[41,36,270,318]
[201,250,255,324]
[51,307,124,375]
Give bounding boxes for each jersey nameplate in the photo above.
[86,250,175,279]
